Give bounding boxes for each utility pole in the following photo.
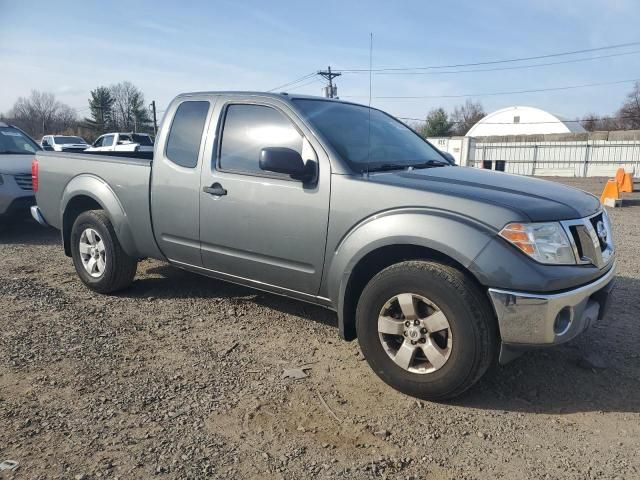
[317,66,341,98]
[150,101,158,136]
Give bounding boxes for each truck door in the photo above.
[101,134,115,151]
[150,97,214,266]
[199,97,330,295]
[88,135,104,151]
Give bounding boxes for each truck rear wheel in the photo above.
[70,210,137,293]
[356,260,497,400]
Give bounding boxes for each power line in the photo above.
[338,41,640,72]
[267,72,317,92]
[343,78,640,100]
[342,50,640,76]
[287,77,325,92]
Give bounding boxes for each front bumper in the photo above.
[488,261,616,350]
[0,174,34,217]
[0,195,35,218]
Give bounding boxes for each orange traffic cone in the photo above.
[600,179,621,207]
[620,172,634,193]
[615,168,625,187]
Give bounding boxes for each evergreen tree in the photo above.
[419,108,452,137]
[85,86,114,134]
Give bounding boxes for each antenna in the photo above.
[366,33,373,177]
[368,33,373,109]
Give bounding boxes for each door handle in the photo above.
[203,182,227,196]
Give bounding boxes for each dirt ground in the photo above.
[1,177,639,480]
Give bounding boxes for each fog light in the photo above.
[554,307,572,335]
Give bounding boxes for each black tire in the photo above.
[70,210,137,293]
[356,260,497,400]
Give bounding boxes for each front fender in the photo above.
[325,209,496,338]
[60,174,140,258]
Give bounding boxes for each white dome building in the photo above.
[466,106,586,137]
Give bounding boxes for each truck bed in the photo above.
[81,150,154,161]
[35,151,160,259]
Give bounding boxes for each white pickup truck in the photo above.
[85,132,154,153]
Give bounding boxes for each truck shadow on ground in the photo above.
[124,263,338,329]
[0,218,58,245]
[125,264,639,414]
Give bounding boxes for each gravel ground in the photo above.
[1,177,639,480]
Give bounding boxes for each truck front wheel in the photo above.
[356,260,497,400]
[70,210,137,293]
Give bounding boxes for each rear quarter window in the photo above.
[166,101,210,168]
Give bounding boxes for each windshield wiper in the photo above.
[366,160,450,173]
[366,163,411,172]
[408,160,450,169]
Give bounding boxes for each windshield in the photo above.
[0,127,40,155]
[293,99,448,172]
[53,136,86,144]
[132,134,153,146]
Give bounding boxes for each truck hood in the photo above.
[369,166,600,221]
[0,153,34,175]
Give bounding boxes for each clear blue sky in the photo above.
[1,0,639,122]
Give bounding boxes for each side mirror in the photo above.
[259,147,316,182]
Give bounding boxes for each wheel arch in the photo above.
[340,244,490,341]
[61,175,138,258]
[326,211,495,341]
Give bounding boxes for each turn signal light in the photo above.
[499,223,535,254]
[31,158,39,193]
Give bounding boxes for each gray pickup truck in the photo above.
[32,92,616,399]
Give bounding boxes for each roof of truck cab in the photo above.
[174,91,356,103]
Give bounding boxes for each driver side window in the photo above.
[218,104,303,176]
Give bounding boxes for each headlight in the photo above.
[499,222,575,265]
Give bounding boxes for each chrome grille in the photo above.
[14,174,33,191]
[562,210,614,268]
[588,213,607,252]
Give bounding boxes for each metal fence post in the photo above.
[531,145,538,176]
[582,142,590,177]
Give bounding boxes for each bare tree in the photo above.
[581,113,623,132]
[581,113,599,132]
[109,81,151,132]
[617,81,640,130]
[5,90,77,138]
[56,104,79,133]
[450,99,485,135]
